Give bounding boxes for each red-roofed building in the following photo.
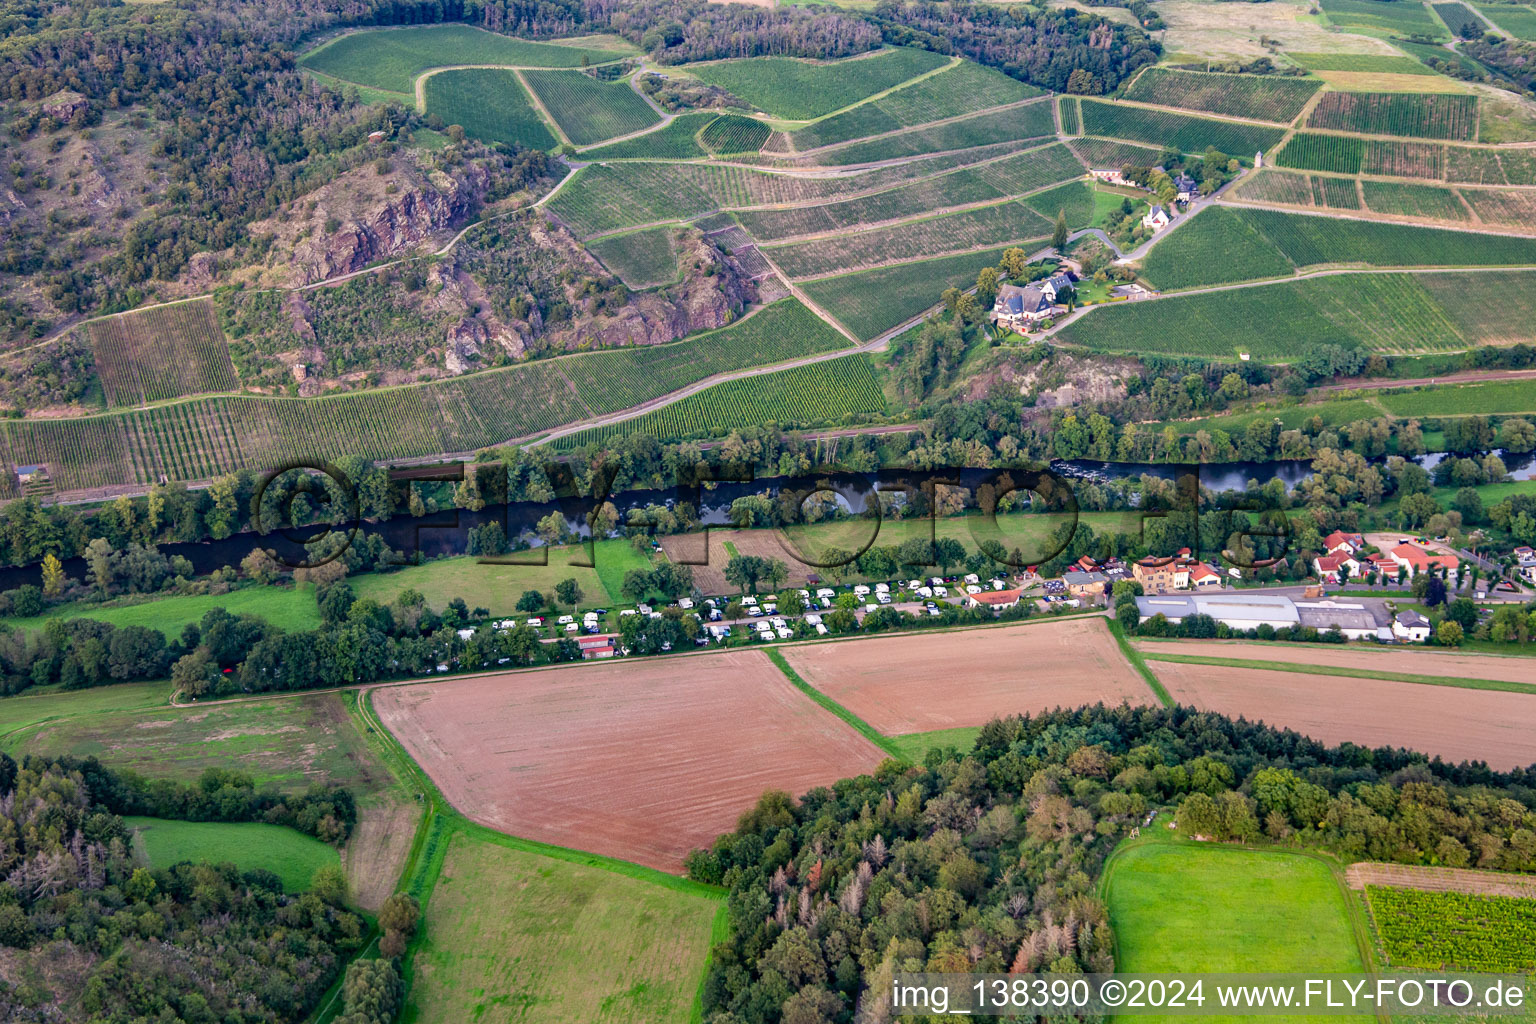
[576,634,619,659]
[967,589,1022,611]
[1322,531,1364,556]
[1312,553,1359,584]
[1188,564,1222,589]
[1389,543,1460,580]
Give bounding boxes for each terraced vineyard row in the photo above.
[689,48,950,121]
[1366,886,1536,972]
[1273,134,1445,178]
[800,101,1056,165]
[521,69,660,146]
[1378,375,1536,417]
[764,200,1050,279]
[1069,136,1164,169]
[86,300,238,407]
[579,113,713,159]
[1139,207,1294,291]
[1122,67,1320,123]
[551,355,886,448]
[3,300,847,493]
[1306,91,1478,141]
[1241,207,1536,268]
[1320,0,1448,38]
[423,68,557,151]
[699,115,772,156]
[802,245,1018,341]
[766,61,1042,154]
[1079,100,1286,158]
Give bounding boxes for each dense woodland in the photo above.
[0,753,364,1023]
[690,705,1536,1024]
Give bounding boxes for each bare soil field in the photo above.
[1152,662,1536,770]
[1346,862,1536,897]
[1140,639,1536,686]
[343,794,421,911]
[372,651,888,870]
[660,527,820,597]
[781,617,1153,735]
[1158,0,1401,62]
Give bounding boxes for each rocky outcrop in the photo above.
[253,157,491,287]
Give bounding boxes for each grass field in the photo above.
[350,538,654,611]
[802,245,1016,340]
[689,47,949,120]
[1105,839,1366,1021]
[520,70,659,146]
[0,681,168,741]
[127,816,340,892]
[300,25,624,94]
[422,68,557,150]
[2,583,322,637]
[1122,67,1320,122]
[887,725,983,761]
[5,691,388,794]
[552,354,887,447]
[401,828,721,1024]
[1139,207,1295,290]
[87,300,237,407]
[587,226,681,288]
[1290,52,1439,75]
[1079,99,1286,158]
[578,111,712,159]
[1307,90,1478,140]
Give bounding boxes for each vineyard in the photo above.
[1023,180,1096,228]
[1457,187,1536,227]
[1378,376,1536,416]
[550,355,886,448]
[1320,0,1449,38]
[1361,179,1470,221]
[1289,52,1437,75]
[1239,207,1536,269]
[299,25,625,94]
[763,200,1049,279]
[1138,207,1295,291]
[803,101,1056,165]
[1057,272,1480,359]
[1058,96,1081,136]
[688,48,948,121]
[1432,1,1486,36]
[87,300,238,407]
[2,300,849,493]
[1069,137,1164,169]
[1306,91,1478,141]
[1234,170,1317,206]
[698,115,772,156]
[1475,2,1536,38]
[423,69,557,151]
[1365,887,1536,972]
[1078,100,1286,158]
[520,70,660,146]
[578,112,712,160]
[1447,144,1536,184]
[1275,133,1365,174]
[801,246,1016,341]
[587,227,681,288]
[1314,175,1362,209]
[1121,67,1320,123]
[775,60,1042,152]
[1364,139,1445,179]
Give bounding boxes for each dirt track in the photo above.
[372,650,888,871]
[782,617,1153,735]
[1346,862,1536,897]
[1152,662,1536,771]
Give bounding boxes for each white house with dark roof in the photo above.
[1142,204,1172,231]
[993,283,1055,328]
[1392,611,1431,643]
[1039,272,1076,302]
[1173,173,1198,202]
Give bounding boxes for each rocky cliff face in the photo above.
[249,156,491,287]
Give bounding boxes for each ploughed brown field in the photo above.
[371,650,888,871]
[780,617,1153,735]
[1152,662,1536,770]
[1345,862,1536,898]
[1141,639,1536,686]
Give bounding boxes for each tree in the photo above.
[535,511,569,547]
[1052,209,1069,252]
[516,590,545,613]
[1435,619,1464,647]
[554,578,584,608]
[40,553,64,598]
[84,537,114,596]
[1116,597,1141,631]
[378,892,420,960]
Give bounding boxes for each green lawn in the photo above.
[777,510,1144,569]
[126,816,340,893]
[0,680,169,741]
[6,583,321,637]
[1104,839,1368,1022]
[349,538,653,612]
[888,726,982,761]
[401,828,722,1024]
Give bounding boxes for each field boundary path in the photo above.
[513,68,572,146]
[1346,862,1536,897]
[410,61,628,114]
